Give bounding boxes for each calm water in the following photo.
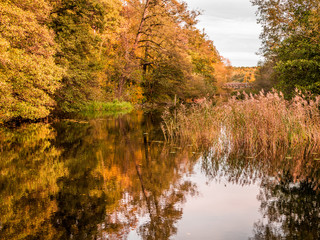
[1,111,320,240]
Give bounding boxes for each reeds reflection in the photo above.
[198,136,320,239]
[251,175,320,239]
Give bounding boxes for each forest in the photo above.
[0,0,225,122]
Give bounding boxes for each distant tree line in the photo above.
[229,67,256,83]
[0,0,223,121]
[252,0,320,98]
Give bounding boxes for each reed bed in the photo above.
[162,90,320,158]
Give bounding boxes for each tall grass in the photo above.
[162,90,320,158]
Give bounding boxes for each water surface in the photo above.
[0,111,320,239]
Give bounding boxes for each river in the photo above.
[0,110,319,239]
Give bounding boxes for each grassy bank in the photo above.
[81,100,133,112]
[74,100,134,119]
[162,90,320,158]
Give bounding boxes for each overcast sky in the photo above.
[184,0,262,67]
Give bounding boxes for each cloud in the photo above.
[184,0,262,66]
[223,52,262,67]
[186,0,258,20]
[199,16,260,36]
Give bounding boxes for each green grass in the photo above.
[81,100,133,112]
[76,100,133,118]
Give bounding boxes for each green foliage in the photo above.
[252,0,320,97]
[187,29,219,98]
[275,36,320,97]
[254,60,276,91]
[49,0,108,112]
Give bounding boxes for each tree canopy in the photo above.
[252,0,320,97]
[0,0,223,121]
[0,0,62,121]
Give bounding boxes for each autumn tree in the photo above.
[0,0,223,120]
[112,0,221,102]
[0,0,62,121]
[49,0,124,112]
[137,0,220,101]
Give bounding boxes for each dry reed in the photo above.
[162,90,320,159]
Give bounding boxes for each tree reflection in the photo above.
[0,123,66,240]
[48,111,198,239]
[198,140,320,240]
[135,145,197,240]
[95,111,198,239]
[51,120,109,239]
[137,180,196,240]
[251,173,320,240]
[200,140,320,186]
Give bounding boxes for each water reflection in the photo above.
[251,175,320,239]
[0,123,66,239]
[200,143,320,240]
[0,111,320,239]
[51,120,108,239]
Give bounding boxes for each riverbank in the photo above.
[0,100,134,127]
